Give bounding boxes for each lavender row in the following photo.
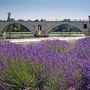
[0,37,90,90]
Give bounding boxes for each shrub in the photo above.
[0,37,90,89]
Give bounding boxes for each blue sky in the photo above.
[0,0,90,21]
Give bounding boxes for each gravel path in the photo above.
[6,37,86,45]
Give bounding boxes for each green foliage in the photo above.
[34,33,42,37]
[50,32,83,34]
[18,19,25,22]
[63,19,70,21]
[1,59,56,90]
[46,44,68,53]
[6,32,32,34]
[35,19,39,22]
[1,59,36,89]
[14,27,18,31]
[51,24,82,33]
[9,23,30,32]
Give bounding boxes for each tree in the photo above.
[51,24,82,32]
[63,19,70,21]
[35,19,39,22]
[40,19,47,21]
[18,19,25,22]
[10,24,20,32]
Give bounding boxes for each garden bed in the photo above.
[0,37,90,90]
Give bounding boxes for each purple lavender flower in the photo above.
[0,37,90,90]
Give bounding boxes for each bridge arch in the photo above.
[2,22,35,35]
[47,22,84,35]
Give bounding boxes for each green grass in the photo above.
[6,32,84,34]
[6,32,32,34]
[50,32,83,34]
[6,32,83,35]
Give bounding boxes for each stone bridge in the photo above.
[0,20,90,36]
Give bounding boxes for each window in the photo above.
[38,24,42,30]
[83,24,87,29]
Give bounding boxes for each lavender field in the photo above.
[0,37,90,90]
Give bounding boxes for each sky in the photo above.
[0,0,90,21]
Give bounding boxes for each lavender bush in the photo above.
[73,37,90,89]
[0,37,90,90]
